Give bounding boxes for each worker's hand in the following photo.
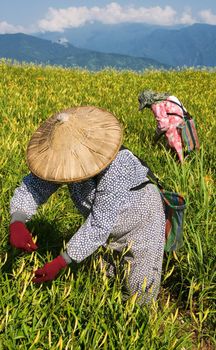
[9,221,38,252]
[33,255,67,283]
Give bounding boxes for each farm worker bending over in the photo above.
[9,106,165,305]
[138,90,187,163]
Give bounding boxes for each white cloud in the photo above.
[179,9,196,25]
[1,4,216,35]
[0,21,25,34]
[37,3,181,32]
[199,9,216,25]
[38,6,91,32]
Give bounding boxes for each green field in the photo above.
[0,60,215,349]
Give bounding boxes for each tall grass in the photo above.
[0,61,215,349]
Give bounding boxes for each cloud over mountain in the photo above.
[199,9,216,25]
[37,3,196,32]
[1,3,216,34]
[0,21,25,34]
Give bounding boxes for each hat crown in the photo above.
[50,113,89,151]
[27,106,123,182]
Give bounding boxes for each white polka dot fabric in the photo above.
[10,149,165,302]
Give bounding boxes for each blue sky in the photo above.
[1,1,216,33]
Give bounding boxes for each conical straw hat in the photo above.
[27,106,123,182]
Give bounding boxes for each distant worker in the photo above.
[138,90,188,163]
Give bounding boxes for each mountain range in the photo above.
[0,23,216,70]
[38,23,216,67]
[0,33,167,71]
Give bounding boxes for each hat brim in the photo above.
[27,106,123,182]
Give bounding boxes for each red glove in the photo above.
[9,221,38,252]
[33,255,67,283]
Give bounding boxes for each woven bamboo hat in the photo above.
[27,106,123,182]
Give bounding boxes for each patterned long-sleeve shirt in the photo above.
[10,149,150,263]
[151,95,187,162]
[151,95,186,132]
